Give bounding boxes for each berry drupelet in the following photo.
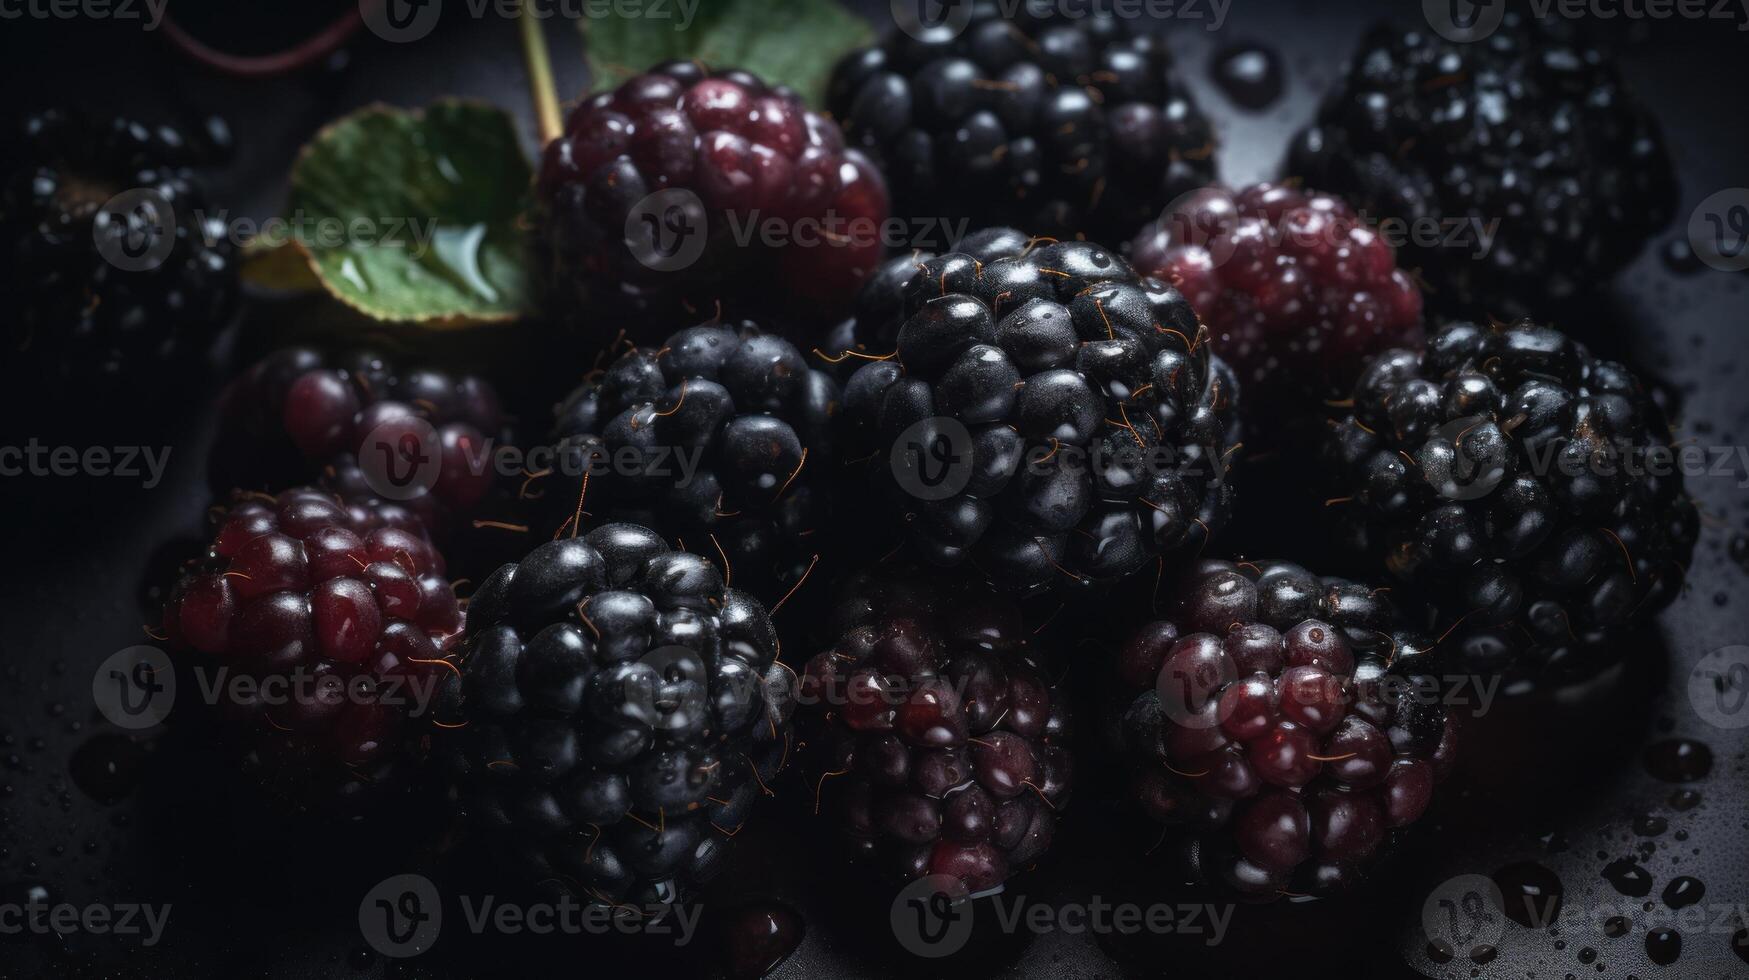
[210,347,508,540]
[1,109,237,385]
[800,568,1072,894]
[1285,15,1674,318]
[537,60,889,337]
[1112,559,1458,898]
[1130,182,1423,420]
[438,524,793,907]
[837,228,1238,596]
[537,323,838,604]
[1324,319,1698,681]
[161,488,463,812]
[828,3,1215,243]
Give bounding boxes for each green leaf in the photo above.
[287,100,535,326]
[583,0,873,107]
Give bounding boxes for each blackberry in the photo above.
[537,60,889,338]
[1112,559,1458,898]
[1130,182,1423,421]
[210,347,508,540]
[535,322,837,604]
[161,488,463,812]
[0,109,236,385]
[1325,320,1698,680]
[837,228,1238,596]
[800,568,1072,893]
[1285,16,1674,318]
[828,4,1215,242]
[438,524,793,907]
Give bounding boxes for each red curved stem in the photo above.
[159,3,368,79]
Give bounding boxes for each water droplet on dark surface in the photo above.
[1577,946,1597,963]
[720,901,804,980]
[1643,739,1712,782]
[1601,858,1653,897]
[68,734,146,804]
[1662,876,1705,909]
[1604,916,1630,938]
[1669,788,1701,810]
[1732,927,1749,965]
[1427,940,1455,964]
[1646,927,1682,965]
[1633,813,1668,836]
[1210,43,1283,110]
[1662,238,1704,274]
[1494,862,1563,929]
[1469,943,1498,965]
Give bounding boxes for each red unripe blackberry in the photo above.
[538,60,889,338]
[801,568,1073,894]
[161,488,463,812]
[1112,559,1457,898]
[1131,182,1424,423]
[210,347,509,540]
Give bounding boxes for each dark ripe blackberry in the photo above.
[537,61,889,338]
[161,488,463,812]
[800,568,1072,893]
[1326,320,1697,681]
[1131,182,1423,421]
[1112,559,1457,898]
[534,322,837,604]
[437,524,792,907]
[837,230,1238,596]
[210,347,509,540]
[1,109,237,384]
[1284,16,1674,318]
[829,4,1216,242]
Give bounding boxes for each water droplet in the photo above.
[720,900,804,980]
[1577,946,1596,964]
[1210,43,1284,110]
[427,223,499,304]
[1601,858,1653,897]
[1633,813,1668,836]
[1643,739,1712,782]
[1732,927,1749,965]
[68,734,146,804]
[1669,789,1701,810]
[338,255,370,294]
[1663,876,1705,909]
[1662,238,1704,274]
[1495,862,1564,929]
[1604,916,1630,938]
[1427,940,1455,963]
[1646,928,1682,965]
